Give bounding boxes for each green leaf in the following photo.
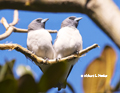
[17,74,38,93]
[0,65,2,70]
[0,77,17,93]
[0,59,15,81]
[38,61,68,92]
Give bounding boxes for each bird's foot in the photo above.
[56,58,61,62]
[57,82,66,91]
[74,50,79,56]
[44,57,49,64]
[31,51,35,54]
[44,57,49,60]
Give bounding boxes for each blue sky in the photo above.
[0,0,120,93]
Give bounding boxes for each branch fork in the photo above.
[0,10,57,40]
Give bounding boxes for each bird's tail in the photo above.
[54,82,66,91]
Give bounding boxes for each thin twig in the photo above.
[13,27,57,33]
[1,17,9,29]
[1,17,57,33]
[0,27,14,40]
[0,9,19,40]
[0,17,14,40]
[0,10,57,40]
[0,43,99,66]
[9,10,19,26]
[13,27,28,33]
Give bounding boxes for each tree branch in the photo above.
[0,0,85,13]
[0,10,57,40]
[9,10,19,26]
[0,43,99,66]
[0,0,119,48]
[86,0,120,49]
[0,26,14,40]
[13,27,57,33]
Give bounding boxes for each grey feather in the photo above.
[28,18,49,31]
[61,16,82,28]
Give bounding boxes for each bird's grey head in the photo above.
[61,16,82,28]
[28,18,49,31]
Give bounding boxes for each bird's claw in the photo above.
[44,57,49,64]
[74,50,79,56]
[31,51,35,54]
[56,58,60,62]
[57,82,66,91]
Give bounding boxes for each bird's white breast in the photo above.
[27,29,54,59]
[54,27,82,58]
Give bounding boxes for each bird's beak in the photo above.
[41,18,49,23]
[74,17,82,21]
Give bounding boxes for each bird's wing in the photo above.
[27,45,29,50]
[54,36,58,44]
[38,66,44,72]
[66,65,73,80]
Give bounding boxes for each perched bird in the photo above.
[27,18,55,72]
[53,16,83,90]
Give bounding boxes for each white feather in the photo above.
[27,29,55,72]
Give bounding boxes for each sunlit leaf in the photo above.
[38,61,68,92]
[16,65,33,77]
[83,45,117,93]
[101,46,117,89]
[0,77,17,93]
[83,58,106,93]
[17,74,38,93]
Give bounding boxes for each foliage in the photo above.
[0,60,74,93]
[83,45,119,93]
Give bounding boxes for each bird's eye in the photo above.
[36,19,41,23]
